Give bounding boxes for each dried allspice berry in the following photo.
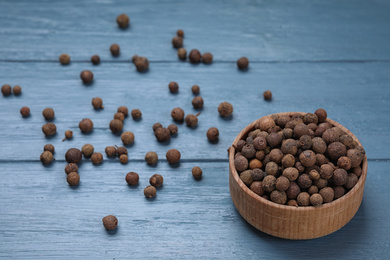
[168,81,179,93]
[91,55,100,65]
[145,151,158,165]
[65,163,78,174]
[234,156,248,172]
[172,36,183,48]
[177,48,187,60]
[65,148,83,164]
[79,118,93,133]
[144,185,157,198]
[155,127,171,142]
[42,123,57,136]
[116,13,129,28]
[116,146,128,157]
[20,106,30,117]
[177,29,184,37]
[117,106,129,117]
[92,97,104,109]
[114,112,125,122]
[270,190,287,204]
[82,144,94,158]
[131,109,142,120]
[237,57,249,70]
[185,112,200,127]
[202,52,213,64]
[191,85,200,95]
[337,156,352,170]
[40,151,54,164]
[192,96,204,109]
[126,172,139,186]
[1,84,12,96]
[42,108,55,120]
[110,119,124,133]
[315,108,327,123]
[133,56,149,72]
[91,153,103,165]
[59,54,70,65]
[189,49,201,64]
[105,146,116,158]
[168,124,178,135]
[319,187,334,203]
[119,154,128,164]
[218,102,233,117]
[102,215,118,231]
[67,172,80,186]
[192,166,203,180]
[149,174,164,187]
[80,70,94,85]
[44,144,55,154]
[62,130,73,141]
[121,131,135,145]
[166,149,181,164]
[13,85,21,96]
[110,43,120,57]
[171,107,185,122]
[263,90,272,101]
[207,127,219,142]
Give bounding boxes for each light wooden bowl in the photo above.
[229,112,368,240]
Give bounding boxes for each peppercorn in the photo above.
[191,85,200,95]
[263,90,272,101]
[102,215,118,231]
[59,54,70,65]
[109,119,123,134]
[311,137,327,154]
[299,135,312,150]
[192,96,204,109]
[81,144,94,158]
[153,122,163,132]
[234,156,248,172]
[264,161,278,176]
[266,132,282,148]
[308,185,319,195]
[166,149,181,164]
[235,140,246,152]
[62,130,73,141]
[167,124,178,135]
[218,102,233,117]
[116,13,129,28]
[282,167,299,181]
[320,164,334,180]
[339,134,356,149]
[168,81,179,93]
[1,84,11,96]
[189,49,201,63]
[237,57,249,70]
[309,170,320,181]
[110,44,120,57]
[269,190,287,204]
[126,172,139,186]
[91,153,103,165]
[116,146,128,157]
[92,97,104,109]
[91,55,100,65]
[129,109,142,120]
[40,151,53,164]
[190,166,202,180]
[42,108,55,120]
[309,193,323,207]
[257,116,276,132]
[172,36,183,48]
[65,163,78,175]
[177,48,187,60]
[80,70,94,85]
[202,52,213,64]
[294,162,304,174]
[133,56,149,72]
[316,154,328,167]
[286,181,301,199]
[298,150,316,167]
[337,156,352,170]
[67,172,80,186]
[119,154,128,164]
[121,131,135,145]
[12,85,21,96]
[287,200,298,207]
[145,151,158,165]
[65,148,82,164]
[319,187,334,203]
[252,137,266,151]
[241,144,255,159]
[113,113,125,122]
[185,113,200,127]
[314,108,327,123]
[171,107,185,122]
[327,142,347,161]
[155,127,171,142]
[44,144,55,154]
[297,192,310,206]
[276,176,290,191]
[344,173,358,190]
[293,123,309,139]
[42,123,57,136]
[144,185,157,198]
[105,146,116,158]
[347,149,364,168]
[332,168,347,186]
[115,106,127,117]
[250,169,263,181]
[20,106,30,117]
[269,148,283,164]
[297,174,312,189]
[147,174,163,188]
[262,175,276,192]
[249,159,262,170]
[250,181,264,196]
[313,178,327,190]
[353,166,362,177]
[333,186,346,199]
[281,154,295,168]
[239,170,253,186]
[176,29,184,37]
[78,118,93,133]
[322,128,340,144]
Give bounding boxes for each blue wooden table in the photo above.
[1,0,390,258]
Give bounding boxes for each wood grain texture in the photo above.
[0,0,389,62]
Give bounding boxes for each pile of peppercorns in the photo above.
[234,109,365,207]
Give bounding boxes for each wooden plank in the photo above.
[0,160,388,258]
[0,62,389,161]
[0,0,390,62]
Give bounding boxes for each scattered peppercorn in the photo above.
[144,185,157,198]
[126,172,139,186]
[81,144,94,158]
[185,112,200,127]
[168,124,178,135]
[237,57,249,70]
[109,119,124,133]
[91,152,103,165]
[155,127,171,142]
[171,107,185,122]
[133,56,149,72]
[12,85,21,96]
[206,127,219,142]
[131,109,142,120]
[263,90,272,101]
[62,130,73,141]
[177,29,184,37]
[65,163,78,174]
[44,144,55,154]
[40,151,53,164]
[102,215,118,231]
[114,112,125,122]
[172,36,183,48]
[110,43,120,57]
[42,122,57,136]
[168,81,179,93]
[218,102,233,117]
[65,148,82,164]
[202,52,213,64]
[92,97,104,109]
[59,54,70,65]
[192,166,203,180]
[80,70,94,85]
[119,154,128,164]
[121,131,135,145]
[166,149,181,164]
[116,13,129,28]
[117,106,128,117]
[145,151,158,165]
[20,106,30,117]
[188,49,201,64]
[67,172,80,186]
[177,48,187,60]
[192,96,204,109]
[116,146,128,157]
[149,174,164,187]
[91,55,100,65]
[1,84,11,96]
[79,118,93,133]
[105,146,116,158]
[152,123,163,132]
[191,85,200,95]
[42,108,55,120]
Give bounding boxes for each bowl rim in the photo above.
[229,112,368,212]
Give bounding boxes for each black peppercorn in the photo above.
[192,96,204,109]
[177,48,187,60]
[91,55,100,65]
[192,166,203,180]
[20,106,30,117]
[79,118,93,133]
[109,119,123,133]
[263,90,272,101]
[59,54,70,65]
[172,36,183,48]
[42,122,57,136]
[207,127,219,142]
[102,215,118,230]
[237,57,249,70]
[110,44,120,57]
[202,52,213,64]
[168,81,179,93]
[116,13,129,28]
[171,107,185,122]
[80,70,94,85]
[189,49,201,64]
[126,172,139,186]
[65,148,82,164]
[92,97,104,109]
[145,151,158,165]
[166,149,181,164]
[218,102,233,117]
[42,108,55,120]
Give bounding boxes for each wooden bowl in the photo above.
[229,112,368,240]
